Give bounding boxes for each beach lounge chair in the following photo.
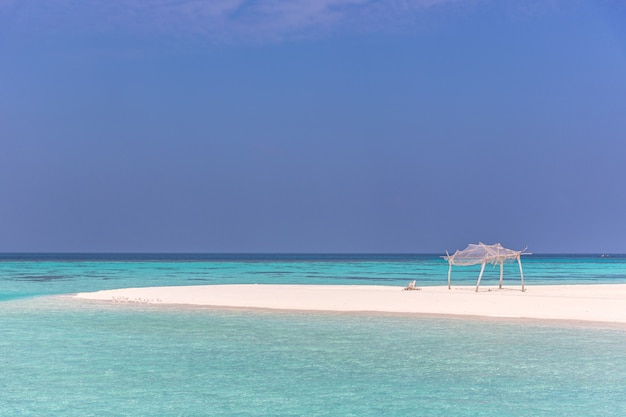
[404,280,419,291]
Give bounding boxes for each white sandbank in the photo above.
[74,284,626,324]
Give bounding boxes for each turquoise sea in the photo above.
[2,254,626,416]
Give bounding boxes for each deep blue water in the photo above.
[1,254,625,416]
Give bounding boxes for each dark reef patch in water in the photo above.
[14,275,69,282]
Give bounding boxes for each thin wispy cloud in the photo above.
[1,0,472,42]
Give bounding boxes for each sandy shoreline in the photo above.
[74,284,626,324]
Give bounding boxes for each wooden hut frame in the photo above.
[443,242,530,292]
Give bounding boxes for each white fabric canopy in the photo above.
[443,242,530,292]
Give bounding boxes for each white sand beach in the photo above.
[74,284,626,324]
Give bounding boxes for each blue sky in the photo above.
[1,0,625,253]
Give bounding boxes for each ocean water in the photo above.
[2,254,626,416]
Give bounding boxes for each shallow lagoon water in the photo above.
[1,254,626,416]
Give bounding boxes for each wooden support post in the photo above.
[499,262,504,289]
[517,256,525,292]
[475,262,486,292]
[447,262,452,289]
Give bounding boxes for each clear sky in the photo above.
[1,0,625,254]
